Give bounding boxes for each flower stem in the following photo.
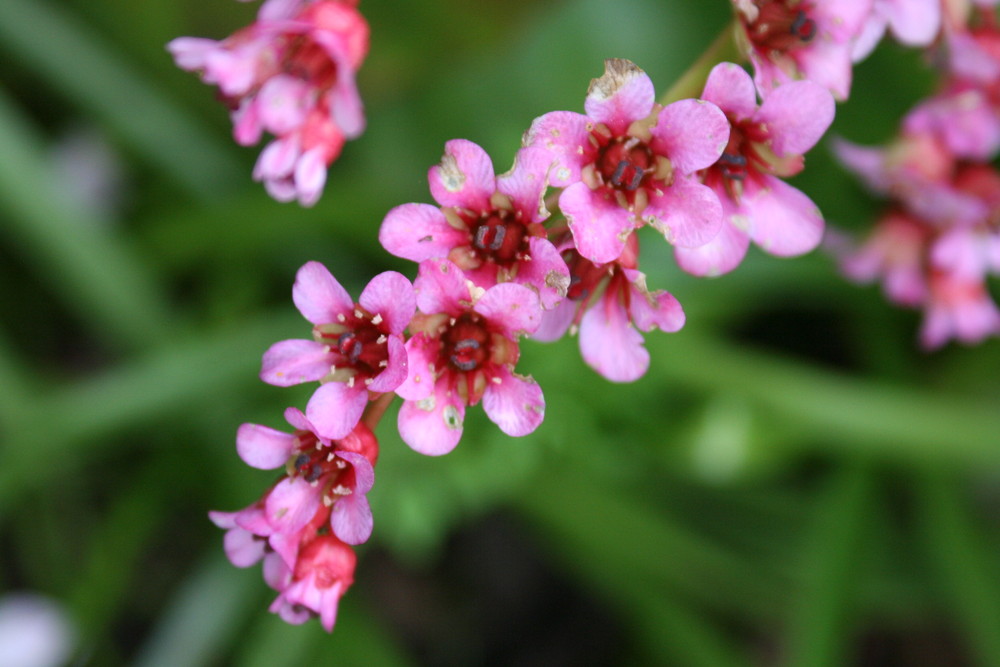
[362,392,395,431]
[659,21,742,105]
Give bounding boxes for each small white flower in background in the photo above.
[0,593,75,667]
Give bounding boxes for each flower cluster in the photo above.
[198,0,973,632]
[833,1,1000,348]
[168,0,369,205]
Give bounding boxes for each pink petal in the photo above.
[757,81,835,157]
[579,291,649,383]
[701,62,758,120]
[260,338,331,386]
[294,147,328,207]
[397,384,465,456]
[651,99,730,174]
[282,406,313,434]
[530,298,577,342]
[292,261,353,326]
[236,422,297,469]
[254,137,299,181]
[474,282,542,337]
[257,75,309,135]
[414,258,469,316]
[561,182,634,264]
[336,450,375,494]
[367,334,408,393]
[331,494,372,545]
[522,111,592,187]
[885,0,940,46]
[166,37,219,71]
[643,176,724,248]
[394,334,437,401]
[358,271,416,334]
[305,381,369,440]
[624,270,686,333]
[513,237,571,310]
[265,477,320,536]
[497,146,554,222]
[482,368,545,436]
[428,139,496,211]
[583,59,656,133]
[793,39,854,101]
[674,209,751,277]
[223,526,266,568]
[742,177,825,256]
[379,203,467,262]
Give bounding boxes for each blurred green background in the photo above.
[1,0,999,664]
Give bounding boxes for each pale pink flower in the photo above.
[733,0,873,100]
[524,59,729,264]
[168,0,369,205]
[533,234,685,383]
[903,84,1000,161]
[676,62,834,277]
[395,259,545,456]
[380,140,570,309]
[261,262,414,440]
[852,0,942,61]
[921,270,1000,348]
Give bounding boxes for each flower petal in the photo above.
[579,290,649,383]
[236,422,297,470]
[743,177,825,257]
[652,99,730,174]
[292,261,353,325]
[482,368,545,436]
[359,271,416,334]
[513,237,571,310]
[674,209,751,277]
[414,258,469,316]
[583,59,656,133]
[522,111,592,187]
[394,334,437,401]
[260,338,331,386]
[265,477,320,536]
[701,62,758,120]
[305,381,369,440]
[379,203,467,262]
[643,176,724,248]
[367,334,408,393]
[428,139,495,211]
[397,384,465,456]
[474,282,542,337]
[561,182,634,264]
[757,81,835,157]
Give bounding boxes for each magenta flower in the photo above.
[395,259,545,456]
[733,0,873,100]
[168,0,369,205]
[268,534,356,632]
[676,62,834,277]
[524,59,730,264]
[237,408,378,547]
[533,235,685,383]
[380,140,570,309]
[261,262,414,440]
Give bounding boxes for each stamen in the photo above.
[791,11,816,41]
[627,167,645,191]
[610,160,628,186]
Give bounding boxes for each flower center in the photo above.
[470,210,528,265]
[441,312,491,372]
[597,136,655,193]
[745,1,817,52]
[315,308,390,379]
[284,37,338,90]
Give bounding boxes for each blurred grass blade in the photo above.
[786,462,876,667]
[0,88,172,349]
[0,0,243,200]
[132,553,260,667]
[654,332,1000,466]
[915,470,1000,667]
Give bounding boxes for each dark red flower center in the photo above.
[745,1,817,52]
[291,432,354,489]
[441,312,491,372]
[315,308,389,378]
[469,210,528,266]
[597,136,655,193]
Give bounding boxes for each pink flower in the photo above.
[268,534,356,632]
[533,234,685,382]
[852,0,942,62]
[379,140,570,309]
[237,408,378,546]
[676,62,834,277]
[261,262,414,440]
[168,0,369,205]
[904,84,1000,161]
[395,259,545,455]
[733,0,873,100]
[524,59,730,264]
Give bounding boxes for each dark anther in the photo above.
[791,11,816,41]
[627,167,645,191]
[453,339,480,352]
[305,463,324,483]
[338,332,361,364]
[450,356,478,371]
[610,160,629,186]
[719,153,748,180]
[294,453,310,471]
[474,224,506,251]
